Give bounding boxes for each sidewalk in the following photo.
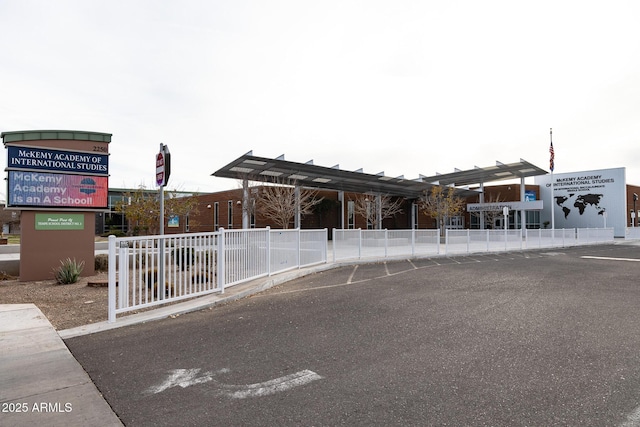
[0,304,123,426]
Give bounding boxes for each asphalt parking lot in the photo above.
[66,244,640,427]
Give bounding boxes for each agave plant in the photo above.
[53,258,85,284]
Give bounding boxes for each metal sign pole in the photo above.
[157,143,167,299]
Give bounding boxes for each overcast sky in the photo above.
[2,1,640,194]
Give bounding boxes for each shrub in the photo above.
[94,254,109,272]
[53,258,85,284]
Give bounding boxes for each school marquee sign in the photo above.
[7,145,108,175]
[3,132,110,210]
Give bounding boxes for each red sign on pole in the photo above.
[156,152,164,186]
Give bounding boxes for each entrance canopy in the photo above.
[212,151,548,199]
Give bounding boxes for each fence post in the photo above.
[467,229,470,254]
[384,229,388,258]
[108,235,117,323]
[324,228,328,263]
[504,227,508,252]
[266,226,272,276]
[159,235,166,301]
[539,228,542,249]
[445,229,449,255]
[486,229,490,252]
[217,228,225,294]
[358,228,362,259]
[411,228,415,257]
[437,229,441,255]
[332,228,336,263]
[297,228,301,269]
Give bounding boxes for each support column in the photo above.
[338,191,344,229]
[376,194,382,230]
[411,202,417,229]
[520,177,526,235]
[242,178,249,229]
[294,185,301,229]
[479,181,485,229]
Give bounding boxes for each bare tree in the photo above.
[472,192,504,229]
[253,181,323,229]
[350,193,404,229]
[418,186,465,234]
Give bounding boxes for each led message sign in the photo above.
[8,171,108,209]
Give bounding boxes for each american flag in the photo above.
[549,129,555,172]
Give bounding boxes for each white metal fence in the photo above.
[626,227,640,240]
[109,226,621,322]
[108,228,327,322]
[332,227,616,261]
[332,229,440,261]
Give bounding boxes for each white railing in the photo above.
[576,228,615,244]
[445,229,524,254]
[109,226,615,322]
[332,227,615,261]
[524,228,575,248]
[626,227,640,240]
[108,228,327,322]
[332,229,440,261]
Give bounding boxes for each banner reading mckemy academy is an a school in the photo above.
[535,167,626,237]
[8,171,108,209]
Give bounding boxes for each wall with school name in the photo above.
[534,167,626,237]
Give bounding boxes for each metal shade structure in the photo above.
[421,159,548,188]
[212,151,548,199]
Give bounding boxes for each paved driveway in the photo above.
[65,244,640,426]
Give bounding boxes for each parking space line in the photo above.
[347,265,358,284]
[619,404,640,427]
[581,256,640,262]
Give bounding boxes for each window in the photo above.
[448,216,464,229]
[526,211,540,229]
[347,201,355,229]
[214,202,219,231]
[227,201,233,229]
[250,198,256,228]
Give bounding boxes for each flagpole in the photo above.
[550,128,555,231]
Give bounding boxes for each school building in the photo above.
[153,152,640,239]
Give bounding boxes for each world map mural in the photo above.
[554,193,605,219]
